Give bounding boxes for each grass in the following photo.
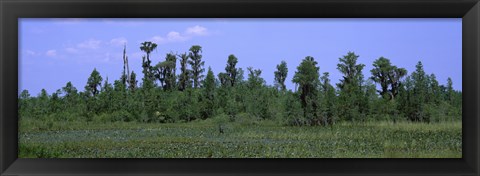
[18,117,462,158]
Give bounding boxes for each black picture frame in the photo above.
[1,0,479,175]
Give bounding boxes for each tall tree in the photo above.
[245,67,267,118]
[336,52,366,121]
[292,56,320,122]
[388,67,407,100]
[408,61,429,122]
[225,54,238,87]
[370,57,392,98]
[203,67,216,119]
[122,44,130,86]
[165,53,177,91]
[154,53,177,91]
[274,60,288,91]
[178,53,191,91]
[140,41,157,82]
[337,52,365,90]
[188,45,205,88]
[85,68,103,97]
[320,72,336,125]
[370,57,407,100]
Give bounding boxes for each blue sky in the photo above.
[19,18,462,96]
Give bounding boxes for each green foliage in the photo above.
[292,56,321,125]
[370,57,407,100]
[19,45,462,133]
[177,53,191,91]
[319,72,337,125]
[284,91,305,126]
[336,52,366,122]
[128,71,138,92]
[140,41,157,83]
[274,60,288,91]
[401,61,431,122]
[226,54,239,87]
[18,43,463,158]
[188,45,205,88]
[85,68,103,97]
[202,67,216,119]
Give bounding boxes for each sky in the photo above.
[19,18,462,96]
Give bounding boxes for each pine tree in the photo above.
[85,68,103,97]
[188,45,205,88]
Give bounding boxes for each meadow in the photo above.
[19,115,461,158]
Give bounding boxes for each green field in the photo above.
[19,116,461,158]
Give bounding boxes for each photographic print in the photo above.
[18,18,462,158]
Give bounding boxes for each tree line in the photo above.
[18,42,462,126]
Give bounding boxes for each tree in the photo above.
[274,60,288,91]
[19,90,31,100]
[447,77,454,102]
[427,73,441,104]
[225,54,238,87]
[128,71,138,92]
[112,79,127,112]
[19,90,31,118]
[165,53,177,91]
[245,67,268,119]
[100,77,114,112]
[406,61,429,122]
[370,57,407,100]
[336,52,366,121]
[218,72,229,87]
[178,53,191,91]
[62,81,78,98]
[292,56,320,123]
[337,52,365,90]
[188,45,205,88]
[50,89,63,114]
[320,72,336,125]
[202,67,216,119]
[247,67,265,89]
[154,53,177,91]
[122,44,130,86]
[388,67,407,100]
[141,57,155,91]
[85,68,103,97]
[204,67,216,100]
[61,82,79,111]
[37,89,50,116]
[140,41,157,82]
[370,57,392,99]
[236,68,245,85]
